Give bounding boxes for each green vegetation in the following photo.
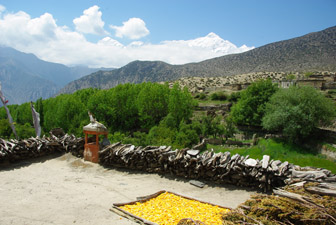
[262,85,336,142]
[210,139,336,173]
[286,73,296,80]
[227,91,241,102]
[194,92,207,100]
[231,79,278,126]
[210,91,227,101]
[304,71,314,78]
[1,83,195,139]
[0,119,12,139]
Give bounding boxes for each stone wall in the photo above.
[1,135,335,192]
[98,142,336,191]
[0,134,84,164]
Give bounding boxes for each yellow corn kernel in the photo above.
[120,192,230,225]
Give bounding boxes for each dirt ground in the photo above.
[0,153,257,225]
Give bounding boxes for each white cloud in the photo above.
[73,5,108,35]
[110,18,149,40]
[0,7,254,68]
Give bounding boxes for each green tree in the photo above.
[174,121,199,148]
[146,124,176,147]
[0,119,12,139]
[168,83,195,128]
[16,123,35,139]
[286,74,296,81]
[137,83,169,129]
[262,86,336,142]
[231,79,278,126]
[210,91,227,101]
[222,116,236,140]
[14,102,33,125]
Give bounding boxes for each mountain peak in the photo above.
[188,32,253,54]
[205,32,220,39]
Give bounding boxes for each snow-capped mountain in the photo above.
[187,32,254,54]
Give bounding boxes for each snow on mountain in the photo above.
[187,32,254,54]
[162,32,254,57]
[97,37,123,47]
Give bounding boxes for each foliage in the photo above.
[13,102,33,125]
[174,120,199,149]
[147,124,176,147]
[15,123,36,138]
[304,71,314,78]
[123,131,148,147]
[210,91,227,101]
[286,73,296,80]
[0,119,12,139]
[198,93,207,100]
[200,115,225,138]
[231,79,278,126]
[327,89,336,95]
[108,132,127,143]
[222,116,236,140]
[262,85,336,142]
[168,83,196,128]
[227,91,241,102]
[137,83,170,129]
[0,83,196,139]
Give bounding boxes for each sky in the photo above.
[0,0,335,68]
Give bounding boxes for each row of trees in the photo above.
[4,83,193,133]
[0,83,197,144]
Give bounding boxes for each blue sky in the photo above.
[0,0,335,67]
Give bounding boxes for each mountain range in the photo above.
[1,26,335,103]
[60,26,336,94]
[0,47,113,104]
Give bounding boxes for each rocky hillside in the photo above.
[166,71,336,93]
[60,26,336,94]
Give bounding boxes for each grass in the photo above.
[208,138,336,174]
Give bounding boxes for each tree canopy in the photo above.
[262,85,336,142]
[230,79,278,126]
[0,82,196,140]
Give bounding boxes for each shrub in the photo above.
[304,71,314,78]
[286,74,296,80]
[227,92,241,102]
[210,91,227,101]
[199,93,207,100]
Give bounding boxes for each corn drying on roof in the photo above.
[120,192,230,225]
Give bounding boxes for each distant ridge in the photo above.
[60,25,336,94]
[0,47,114,104]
